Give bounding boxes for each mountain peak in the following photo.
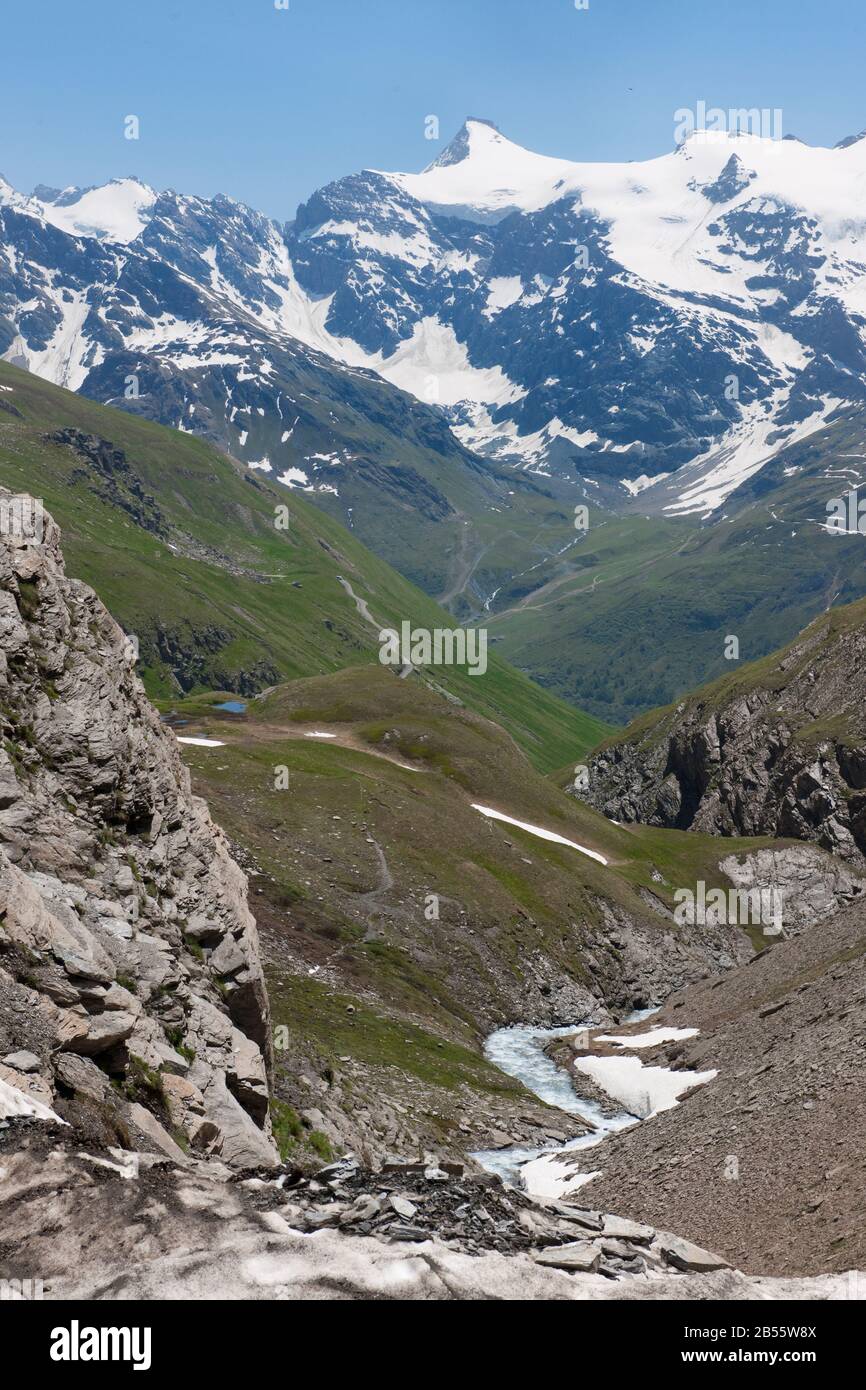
[29,175,158,243]
[835,128,866,149]
[31,183,66,204]
[425,118,505,171]
[393,120,577,222]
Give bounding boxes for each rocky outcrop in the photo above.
[577,899,753,1010]
[47,428,167,537]
[717,846,864,934]
[0,494,277,1166]
[0,1125,859,1300]
[583,605,866,863]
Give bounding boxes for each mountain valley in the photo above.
[2,79,866,1313]
[8,121,866,727]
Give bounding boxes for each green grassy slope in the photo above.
[0,360,608,772]
[176,667,786,962]
[586,592,866,760]
[165,667,802,1122]
[487,514,700,718]
[488,413,866,725]
[170,667,820,1128]
[94,317,583,611]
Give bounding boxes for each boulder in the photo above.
[602,1215,655,1244]
[124,1014,190,1075]
[124,1102,189,1163]
[0,1062,53,1109]
[191,1068,279,1169]
[0,857,114,983]
[532,1241,602,1273]
[53,1053,112,1103]
[161,1074,209,1150]
[389,1193,418,1220]
[2,1049,41,1073]
[655,1232,730,1272]
[67,1010,137,1056]
[209,932,246,978]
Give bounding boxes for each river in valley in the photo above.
[472,1012,657,1187]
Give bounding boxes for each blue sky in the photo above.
[3,0,865,221]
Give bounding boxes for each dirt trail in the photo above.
[337,575,414,677]
[356,835,394,908]
[215,718,427,774]
[337,575,377,626]
[436,513,508,610]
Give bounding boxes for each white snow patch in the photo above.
[278,467,310,488]
[306,219,439,270]
[595,1027,699,1049]
[456,411,601,467]
[0,1076,66,1125]
[31,178,157,243]
[388,120,579,220]
[518,1157,601,1200]
[13,288,93,389]
[622,472,669,496]
[365,317,523,407]
[471,804,608,864]
[575,1053,717,1118]
[666,395,843,516]
[176,737,226,748]
[484,276,523,316]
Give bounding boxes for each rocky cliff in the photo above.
[0,493,278,1166]
[583,601,866,862]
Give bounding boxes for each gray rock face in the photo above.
[0,496,277,1166]
[584,609,866,867]
[718,846,864,935]
[2,1049,40,1072]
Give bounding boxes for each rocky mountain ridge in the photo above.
[0,492,278,1166]
[0,175,522,598]
[9,127,866,730]
[5,120,866,550]
[289,120,866,510]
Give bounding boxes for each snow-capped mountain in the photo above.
[285,118,866,515]
[3,118,866,531]
[0,166,521,597]
[17,176,158,242]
